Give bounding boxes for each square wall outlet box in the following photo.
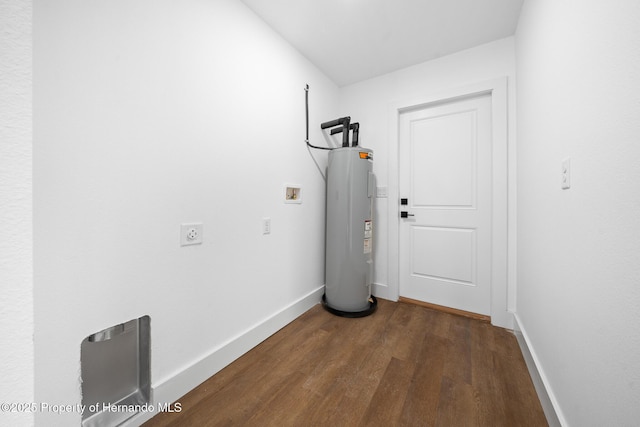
[284,184,302,204]
[180,223,203,246]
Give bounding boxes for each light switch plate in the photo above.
[262,217,271,235]
[561,158,571,190]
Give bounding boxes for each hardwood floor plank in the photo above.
[399,333,448,426]
[418,303,453,340]
[358,356,415,427]
[443,314,473,385]
[144,299,547,427]
[387,303,431,362]
[352,298,399,348]
[469,319,507,426]
[294,348,383,427]
[242,371,317,426]
[492,329,548,426]
[434,376,481,427]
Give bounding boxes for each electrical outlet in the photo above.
[180,223,203,246]
[262,217,271,235]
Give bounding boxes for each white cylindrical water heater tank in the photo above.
[324,146,375,315]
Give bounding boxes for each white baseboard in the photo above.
[123,286,324,426]
[513,313,566,427]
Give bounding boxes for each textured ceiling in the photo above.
[240,0,524,86]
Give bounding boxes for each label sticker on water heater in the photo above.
[364,220,372,253]
[364,238,372,254]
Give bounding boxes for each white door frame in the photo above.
[386,77,512,328]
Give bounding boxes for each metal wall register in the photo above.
[81,315,150,427]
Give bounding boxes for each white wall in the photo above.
[515,0,640,425]
[33,0,338,424]
[0,1,34,426]
[339,37,517,318]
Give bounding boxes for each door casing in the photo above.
[384,77,512,328]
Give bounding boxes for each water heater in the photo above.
[324,147,376,316]
[304,84,377,317]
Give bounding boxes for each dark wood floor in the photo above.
[144,298,547,427]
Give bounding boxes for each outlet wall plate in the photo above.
[376,186,388,198]
[561,158,571,190]
[262,217,271,235]
[180,223,203,246]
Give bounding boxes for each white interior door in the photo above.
[399,94,492,316]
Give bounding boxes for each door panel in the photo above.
[411,110,476,208]
[411,226,475,285]
[399,94,492,315]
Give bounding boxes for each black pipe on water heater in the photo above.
[352,123,359,146]
[321,116,351,147]
[330,123,360,147]
[319,117,350,129]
